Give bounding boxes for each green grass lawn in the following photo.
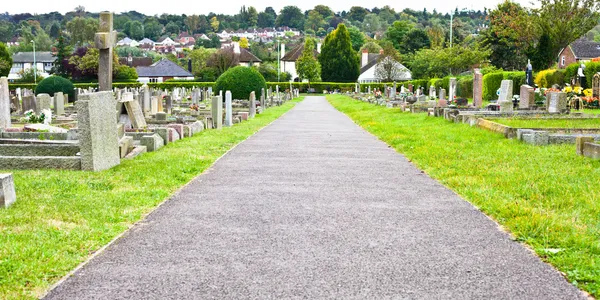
[328,95,600,297]
[0,98,302,300]
[492,118,600,129]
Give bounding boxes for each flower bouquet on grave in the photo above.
[189,104,199,111]
[582,96,599,108]
[21,110,46,124]
[374,90,382,99]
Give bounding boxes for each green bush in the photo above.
[456,76,474,98]
[427,78,441,91]
[564,63,580,84]
[114,65,138,80]
[215,66,267,100]
[504,72,526,95]
[584,61,600,88]
[34,76,75,101]
[483,72,504,100]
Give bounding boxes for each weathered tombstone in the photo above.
[547,92,568,113]
[260,88,265,112]
[77,91,120,171]
[35,94,52,114]
[22,95,36,113]
[497,80,514,112]
[519,85,535,109]
[429,85,436,98]
[449,78,457,100]
[0,174,16,209]
[439,88,446,101]
[123,93,147,128]
[164,95,172,114]
[249,91,256,118]
[391,82,397,99]
[473,70,483,108]
[95,12,117,91]
[211,95,223,129]
[142,84,150,117]
[150,96,159,114]
[0,77,10,129]
[593,73,600,98]
[11,96,20,113]
[224,91,233,127]
[54,92,65,115]
[408,84,413,93]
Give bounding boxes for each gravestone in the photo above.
[164,96,172,114]
[0,77,10,129]
[519,85,535,109]
[439,88,446,101]
[224,91,233,127]
[0,174,16,209]
[547,92,568,113]
[429,85,436,98]
[593,73,600,98]
[77,91,120,171]
[54,92,65,115]
[123,93,147,128]
[391,82,397,100]
[211,95,223,129]
[497,80,514,112]
[408,84,413,93]
[22,96,36,113]
[95,12,117,91]
[473,70,483,108]
[499,100,513,112]
[35,94,52,114]
[260,88,265,112]
[249,91,256,118]
[449,78,457,100]
[143,84,150,117]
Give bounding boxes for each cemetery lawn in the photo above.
[0,97,303,300]
[492,118,600,129]
[328,95,600,297]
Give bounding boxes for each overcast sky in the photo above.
[4,0,534,16]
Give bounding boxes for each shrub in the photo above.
[34,76,75,101]
[564,63,580,84]
[504,71,526,95]
[483,72,504,100]
[456,76,474,98]
[114,65,138,80]
[584,61,600,87]
[215,66,267,100]
[534,69,565,88]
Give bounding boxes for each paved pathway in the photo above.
[45,97,585,299]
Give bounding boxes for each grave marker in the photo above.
[95,12,117,91]
[225,91,233,127]
[0,77,10,129]
[473,70,483,108]
[519,85,535,109]
[212,95,223,129]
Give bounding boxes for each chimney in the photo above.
[317,43,322,54]
[233,42,241,54]
[280,43,286,59]
[362,48,369,68]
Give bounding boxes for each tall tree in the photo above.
[247,7,259,28]
[313,5,334,19]
[185,15,200,33]
[347,6,368,22]
[0,42,12,77]
[51,34,72,77]
[318,23,360,82]
[66,17,98,46]
[210,16,220,32]
[385,20,413,51]
[128,21,144,40]
[143,18,163,40]
[347,26,366,52]
[305,10,325,31]
[296,37,321,81]
[402,28,430,53]
[276,6,305,29]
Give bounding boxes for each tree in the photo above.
[531,31,554,70]
[51,34,71,77]
[318,24,360,82]
[48,22,61,39]
[362,14,381,34]
[207,48,239,76]
[402,28,430,53]
[360,41,382,53]
[276,6,305,29]
[66,17,98,46]
[305,10,325,32]
[375,44,407,81]
[427,24,445,49]
[348,26,366,52]
[185,15,200,33]
[313,5,334,19]
[406,45,491,78]
[247,7,259,28]
[385,20,413,51]
[239,37,249,48]
[128,21,144,40]
[0,42,12,77]
[210,16,220,32]
[189,47,217,76]
[347,6,368,22]
[258,7,277,28]
[165,22,180,35]
[143,18,163,41]
[0,21,15,43]
[296,38,321,81]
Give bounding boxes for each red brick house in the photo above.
[558,39,600,69]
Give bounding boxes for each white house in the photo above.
[116,37,139,47]
[136,58,194,83]
[357,49,411,83]
[9,52,55,81]
[280,43,320,81]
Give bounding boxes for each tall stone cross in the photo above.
[95,12,117,92]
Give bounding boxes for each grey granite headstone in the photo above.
[54,92,65,115]
[249,91,256,118]
[77,91,120,171]
[449,78,457,100]
[224,91,233,127]
[35,93,52,114]
[473,70,483,108]
[547,92,567,113]
[498,80,513,101]
[0,173,16,209]
[0,77,10,129]
[143,84,150,117]
[260,88,265,111]
[22,95,36,113]
[212,96,223,129]
[123,97,147,129]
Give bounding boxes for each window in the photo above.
[561,56,566,67]
[149,78,158,83]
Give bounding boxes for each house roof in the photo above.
[118,57,153,67]
[360,53,381,74]
[136,59,193,77]
[117,37,135,44]
[12,52,55,63]
[569,39,600,59]
[139,38,155,44]
[281,44,318,62]
[238,47,262,63]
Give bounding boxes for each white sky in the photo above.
[3,0,534,16]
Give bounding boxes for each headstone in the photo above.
[77,91,120,171]
[22,95,36,113]
[439,88,446,101]
[224,91,233,127]
[498,80,514,101]
[164,96,172,114]
[499,100,513,113]
[95,12,117,91]
[519,85,535,109]
[429,85,436,98]
[123,95,147,129]
[35,94,52,114]
[526,60,534,87]
[260,88,265,111]
[391,82,397,100]
[142,84,150,117]
[408,84,413,93]
[211,96,223,129]
[593,73,600,98]
[54,92,65,115]
[0,77,10,129]
[449,78,457,100]
[150,96,159,114]
[249,91,256,118]
[0,174,16,209]
[546,92,567,113]
[473,70,483,108]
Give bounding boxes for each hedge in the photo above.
[9,82,142,91]
[215,66,267,100]
[483,72,504,100]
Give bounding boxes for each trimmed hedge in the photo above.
[10,82,142,91]
[483,72,504,100]
[215,66,267,100]
[148,82,215,90]
[34,76,75,100]
[456,76,474,99]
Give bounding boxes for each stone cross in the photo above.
[95,12,117,92]
[224,91,233,127]
[0,77,10,129]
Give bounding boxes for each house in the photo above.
[280,43,320,81]
[136,58,194,83]
[7,37,19,47]
[357,49,411,83]
[116,37,139,47]
[177,32,196,47]
[223,42,262,67]
[155,37,180,54]
[138,38,155,50]
[118,54,153,68]
[9,52,55,80]
[558,38,600,69]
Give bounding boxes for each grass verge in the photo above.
[0,97,302,299]
[328,94,600,297]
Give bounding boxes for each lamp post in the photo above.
[31,40,37,84]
